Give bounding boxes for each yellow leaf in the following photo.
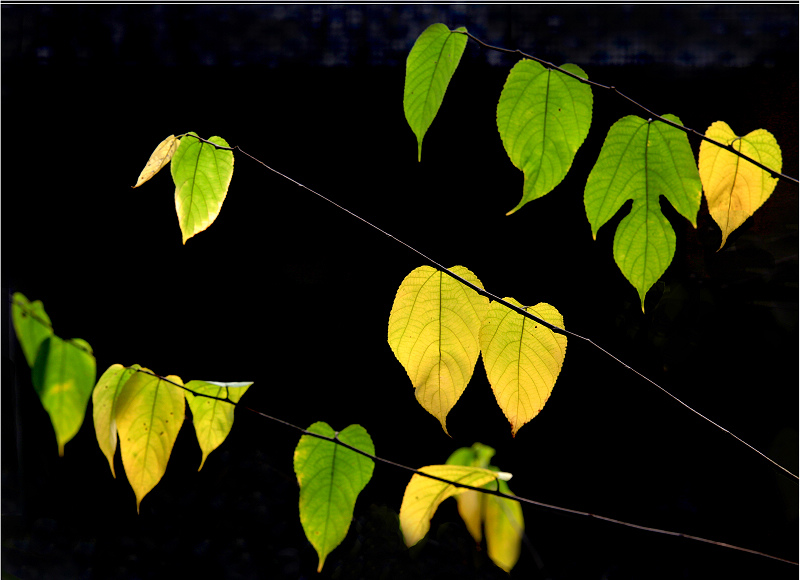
[388,266,489,434]
[480,299,567,436]
[699,121,782,249]
[399,465,499,547]
[484,479,524,572]
[455,489,483,543]
[92,363,141,478]
[132,135,179,188]
[115,369,185,512]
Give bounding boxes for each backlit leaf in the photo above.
[32,336,96,456]
[185,380,252,470]
[294,422,375,572]
[11,292,53,367]
[132,134,179,188]
[92,363,141,477]
[404,23,468,161]
[171,132,234,244]
[497,60,593,214]
[699,121,782,249]
[480,299,567,437]
[399,464,499,547]
[115,369,185,512]
[388,265,489,434]
[584,115,701,309]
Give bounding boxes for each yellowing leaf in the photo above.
[31,336,96,456]
[11,292,53,367]
[699,121,783,249]
[185,380,252,470]
[387,265,489,434]
[171,132,234,244]
[92,363,141,477]
[480,299,567,436]
[132,135,179,188]
[294,422,375,572]
[399,464,499,547]
[484,478,524,573]
[115,369,185,512]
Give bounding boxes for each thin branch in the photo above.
[458,31,797,185]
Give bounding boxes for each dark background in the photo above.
[2,5,797,580]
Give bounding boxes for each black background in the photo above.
[2,5,798,580]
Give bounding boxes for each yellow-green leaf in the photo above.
[115,369,185,512]
[399,464,499,547]
[294,422,375,572]
[11,292,53,368]
[480,299,567,437]
[132,134,179,188]
[388,265,489,434]
[92,363,141,477]
[699,121,783,250]
[185,380,252,471]
[31,336,96,456]
[484,477,524,573]
[171,132,234,244]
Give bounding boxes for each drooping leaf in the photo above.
[11,292,53,367]
[170,132,234,244]
[404,23,468,161]
[294,422,375,572]
[584,115,702,309]
[446,443,497,542]
[132,134,179,188]
[399,464,499,548]
[497,60,593,214]
[699,121,783,249]
[31,336,96,456]
[480,299,567,437]
[115,369,185,512]
[92,363,141,477]
[388,265,489,434]
[185,380,252,470]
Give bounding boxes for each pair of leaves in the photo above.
[11,293,96,456]
[93,363,251,511]
[133,132,234,244]
[388,266,567,436]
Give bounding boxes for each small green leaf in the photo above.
[171,132,234,244]
[497,61,593,214]
[32,336,96,456]
[11,292,53,368]
[185,380,252,470]
[584,115,701,309]
[92,363,141,477]
[294,422,375,572]
[404,23,468,161]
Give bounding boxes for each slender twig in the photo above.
[458,31,797,184]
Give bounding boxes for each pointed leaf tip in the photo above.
[133,135,179,188]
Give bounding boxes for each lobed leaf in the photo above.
[404,23,468,161]
[497,60,593,214]
[294,422,375,572]
[480,299,567,437]
[699,121,782,249]
[32,336,96,456]
[115,369,185,512]
[171,132,234,244]
[185,380,252,470]
[388,265,489,434]
[11,292,53,368]
[584,115,701,309]
[92,363,141,477]
[132,134,179,188]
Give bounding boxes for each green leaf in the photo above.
[584,115,701,309]
[185,380,252,470]
[294,422,375,572]
[31,336,96,456]
[497,61,593,214]
[480,299,567,437]
[388,265,489,434]
[11,292,53,367]
[171,132,234,244]
[404,23,468,161]
[92,363,141,477]
[115,369,185,512]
